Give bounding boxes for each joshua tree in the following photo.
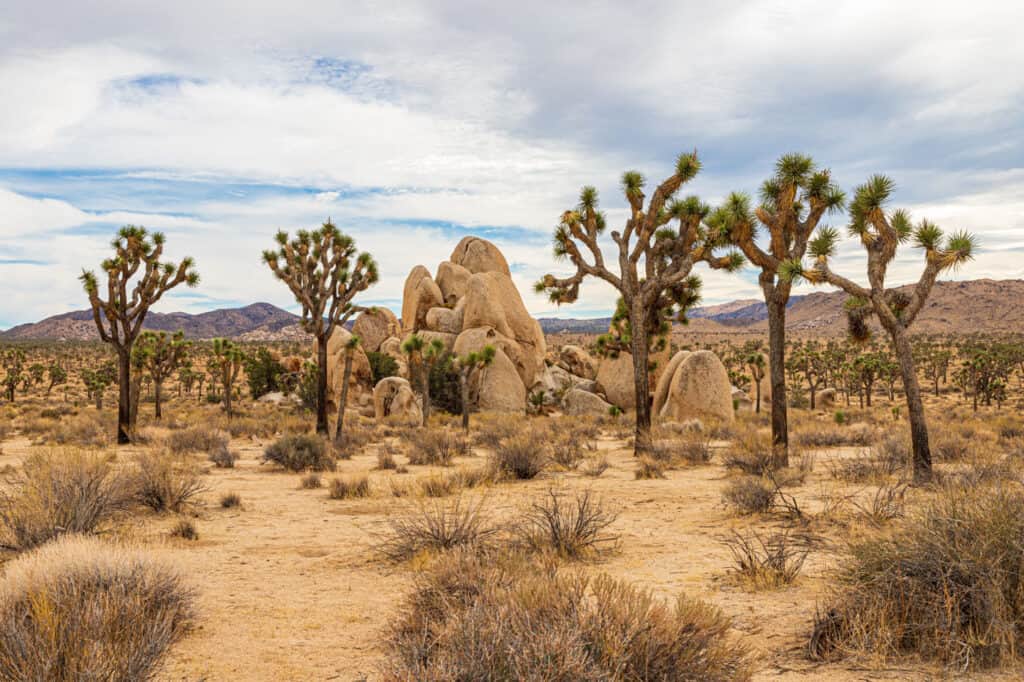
[455,345,496,431]
[715,155,845,464]
[26,363,45,391]
[786,341,827,410]
[537,152,742,454]
[209,338,245,417]
[80,226,199,443]
[82,362,116,410]
[2,349,25,402]
[333,334,361,446]
[263,221,378,435]
[134,330,190,419]
[402,334,445,426]
[783,175,976,482]
[746,351,766,414]
[46,363,67,398]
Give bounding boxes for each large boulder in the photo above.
[400,266,444,335]
[450,236,510,276]
[379,336,409,378]
[817,388,837,409]
[557,345,596,380]
[425,306,462,334]
[652,350,691,417]
[454,330,526,413]
[317,327,373,417]
[595,352,636,410]
[352,307,401,353]
[659,350,734,424]
[732,386,754,413]
[562,388,613,417]
[373,377,422,425]
[461,271,545,387]
[403,330,457,354]
[435,261,472,305]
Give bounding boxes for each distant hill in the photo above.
[4,279,1023,341]
[0,303,306,341]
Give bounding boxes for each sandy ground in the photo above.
[1,427,1020,682]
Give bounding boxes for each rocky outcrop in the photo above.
[317,327,374,420]
[818,388,837,409]
[373,377,422,425]
[557,345,596,380]
[352,307,401,353]
[658,350,734,424]
[595,352,637,410]
[652,350,691,417]
[562,388,613,416]
[732,386,753,412]
[398,237,544,415]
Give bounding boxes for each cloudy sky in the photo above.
[1,1,1022,328]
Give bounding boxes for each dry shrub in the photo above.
[379,495,497,562]
[131,452,207,513]
[383,550,750,680]
[300,473,322,489]
[634,457,665,479]
[0,449,131,551]
[166,426,228,455]
[581,454,610,478]
[42,412,112,448]
[329,475,371,500]
[472,415,519,451]
[722,430,775,475]
[795,423,875,448]
[931,432,974,461]
[448,464,497,490]
[722,476,774,515]
[851,482,907,527]
[516,488,619,559]
[551,437,585,470]
[829,450,903,483]
[169,518,198,540]
[219,492,241,508]
[418,472,461,498]
[722,529,809,589]
[207,443,239,468]
[0,534,194,680]
[376,449,398,470]
[490,431,548,480]
[262,434,335,472]
[407,428,465,466]
[809,485,1024,670]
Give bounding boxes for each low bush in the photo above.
[207,443,239,468]
[167,426,228,455]
[0,449,131,551]
[329,475,371,500]
[490,432,548,480]
[0,535,195,680]
[581,454,610,478]
[219,492,241,509]
[131,452,207,513]
[516,488,619,559]
[383,550,750,680]
[300,473,322,489]
[262,434,335,472]
[722,476,774,515]
[634,457,665,480]
[407,428,465,466]
[722,529,809,589]
[809,485,1024,670]
[169,518,198,540]
[378,495,496,562]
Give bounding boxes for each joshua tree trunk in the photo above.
[887,325,931,482]
[808,380,817,410]
[765,293,788,467]
[754,379,761,414]
[223,381,233,417]
[316,338,329,435]
[116,350,131,444]
[629,305,652,456]
[459,370,471,431]
[421,365,432,427]
[154,379,163,419]
[95,390,103,410]
[333,351,354,446]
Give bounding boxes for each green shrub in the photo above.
[262,434,335,472]
[367,351,399,385]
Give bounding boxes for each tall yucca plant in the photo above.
[263,221,378,435]
[782,174,976,482]
[80,226,199,443]
[537,151,743,454]
[713,154,845,465]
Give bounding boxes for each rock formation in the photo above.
[316,327,374,425]
[352,308,401,353]
[657,350,734,424]
[373,376,422,425]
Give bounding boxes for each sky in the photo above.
[1,1,1022,329]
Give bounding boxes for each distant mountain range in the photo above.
[3,279,1023,341]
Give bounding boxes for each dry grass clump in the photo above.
[407,428,466,466]
[581,454,610,478]
[378,495,497,562]
[219,492,241,508]
[40,412,112,448]
[931,431,974,462]
[795,423,875,448]
[0,449,131,551]
[329,475,371,500]
[472,414,520,451]
[375,448,398,470]
[383,550,750,680]
[0,534,194,680]
[262,434,335,472]
[722,529,809,589]
[809,485,1024,670]
[516,488,619,560]
[634,456,665,479]
[418,472,462,498]
[131,452,207,514]
[851,482,907,527]
[207,442,239,468]
[722,476,775,515]
[300,473,322,489]
[166,425,229,455]
[169,518,199,540]
[722,430,776,475]
[490,431,548,480]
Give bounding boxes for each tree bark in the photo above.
[460,371,470,431]
[316,338,329,435]
[754,380,761,414]
[154,379,163,419]
[333,351,354,446]
[890,328,931,483]
[766,296,788,467]
[629,304,652,456]
[421,362,432,427]
[116,350,131,445]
